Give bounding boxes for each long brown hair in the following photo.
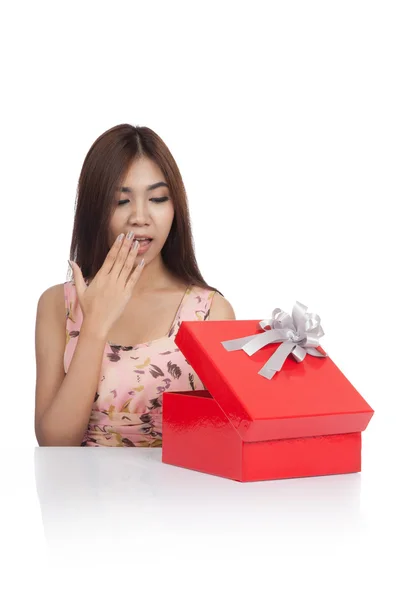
[67,124,223,296]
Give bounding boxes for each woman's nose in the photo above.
[129,201,150,220]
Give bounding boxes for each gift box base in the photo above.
[162,390,362,482]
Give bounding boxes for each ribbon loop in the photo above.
[220,301,328,379]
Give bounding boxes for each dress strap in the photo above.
[166,285,193,337]
[64,280,84,333]
[176,285,218,325]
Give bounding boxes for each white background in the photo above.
[1,1,399,598]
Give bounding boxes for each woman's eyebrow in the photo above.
[117,181,169,193]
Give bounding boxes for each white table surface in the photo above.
[3,439,398,600]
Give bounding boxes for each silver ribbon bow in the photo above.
[220,301,328,380]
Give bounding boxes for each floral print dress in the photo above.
[63,281,216,447]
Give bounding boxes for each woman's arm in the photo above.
[34,284,106,446]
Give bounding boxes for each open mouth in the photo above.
[136,239,153,253]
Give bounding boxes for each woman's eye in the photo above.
[117,197,168,206]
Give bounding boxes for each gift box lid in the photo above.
[175,320,374,442]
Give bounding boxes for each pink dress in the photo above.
[63,281,217,447]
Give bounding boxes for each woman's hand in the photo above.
[68,233,145,339]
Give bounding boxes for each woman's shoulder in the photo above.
[36,282,68,328]
[37,281,68,304]
[183,284,234,320]
[196,286,235,320]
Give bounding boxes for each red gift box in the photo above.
[162,320,374,482]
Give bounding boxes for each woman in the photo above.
[34,124,236,447]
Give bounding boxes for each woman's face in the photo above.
[108,157,175,265]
